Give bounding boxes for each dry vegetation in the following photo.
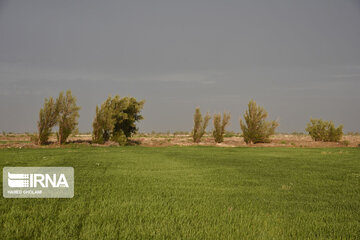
[1,133,359,149]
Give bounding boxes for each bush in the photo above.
[192,107,211,143]
[342,140,350,147]
[240,100,278,144]
[112,130,128,146]
[30,135,39,144]
[92,96,144,145]
[37,97,59,145]
[212,112,231,143]
[305,119,343,142]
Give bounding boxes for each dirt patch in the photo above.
[133,134,360,148]
[0,134,359,148]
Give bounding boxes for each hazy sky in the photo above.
[0,0,359,133]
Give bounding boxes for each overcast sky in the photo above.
[0,0,359,133]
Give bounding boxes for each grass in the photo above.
[0,146,359,239]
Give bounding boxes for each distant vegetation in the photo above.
[37,96,58,145]
[92,96,144,145]
[26,94,352,145]
[191,107,210,143]
[306,119,343,142]
[56,91,81,144]
[187,100,349,144]
[212,112,231,143]
[240,100,279,144]
[36,90,80,145]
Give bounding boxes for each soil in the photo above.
[1,134,359,149]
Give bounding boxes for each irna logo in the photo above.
[8,172,69,188]
[3,167,74,198]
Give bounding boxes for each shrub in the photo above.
[30,135,39,144]
[240,100,278,144]
[37,97,59,145]
[342,140,350,147]
[56,90,80,144]
[192,107,211,143]
[212,112,231,143]
[305,119,343,142]
[112,130,128,146]
[92,96,144,145]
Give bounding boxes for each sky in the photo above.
[0,0,359,133]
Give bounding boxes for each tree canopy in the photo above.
[92,96,145,145]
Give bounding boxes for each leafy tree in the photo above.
[240,100,278,144]
[112,96,144,139]
[305,118,343,142]
[92,96,144,145]
[37,97,59,145]
[56,90,80,144]
[192,107,211,143]
[212,112,231,143]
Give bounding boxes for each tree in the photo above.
[240,100,278,144]
[212,112,231,143]
[192,107,211,143]
[92,98,115,143]
[56,90,80,144]
[92,106,104,143]
[37,97,59,145]
[305,118,343,142]
[92,96,145,145]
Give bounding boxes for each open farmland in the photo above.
[0,146,359,239]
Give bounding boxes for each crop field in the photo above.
[0,146,359,239]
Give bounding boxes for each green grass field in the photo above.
[0,146,359,239]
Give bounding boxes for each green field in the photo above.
[0,146,359,239]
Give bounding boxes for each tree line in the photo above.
[36,90,80,145]
[192,100,343,144]
[35,90,144,145]
[34,90,344,145]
